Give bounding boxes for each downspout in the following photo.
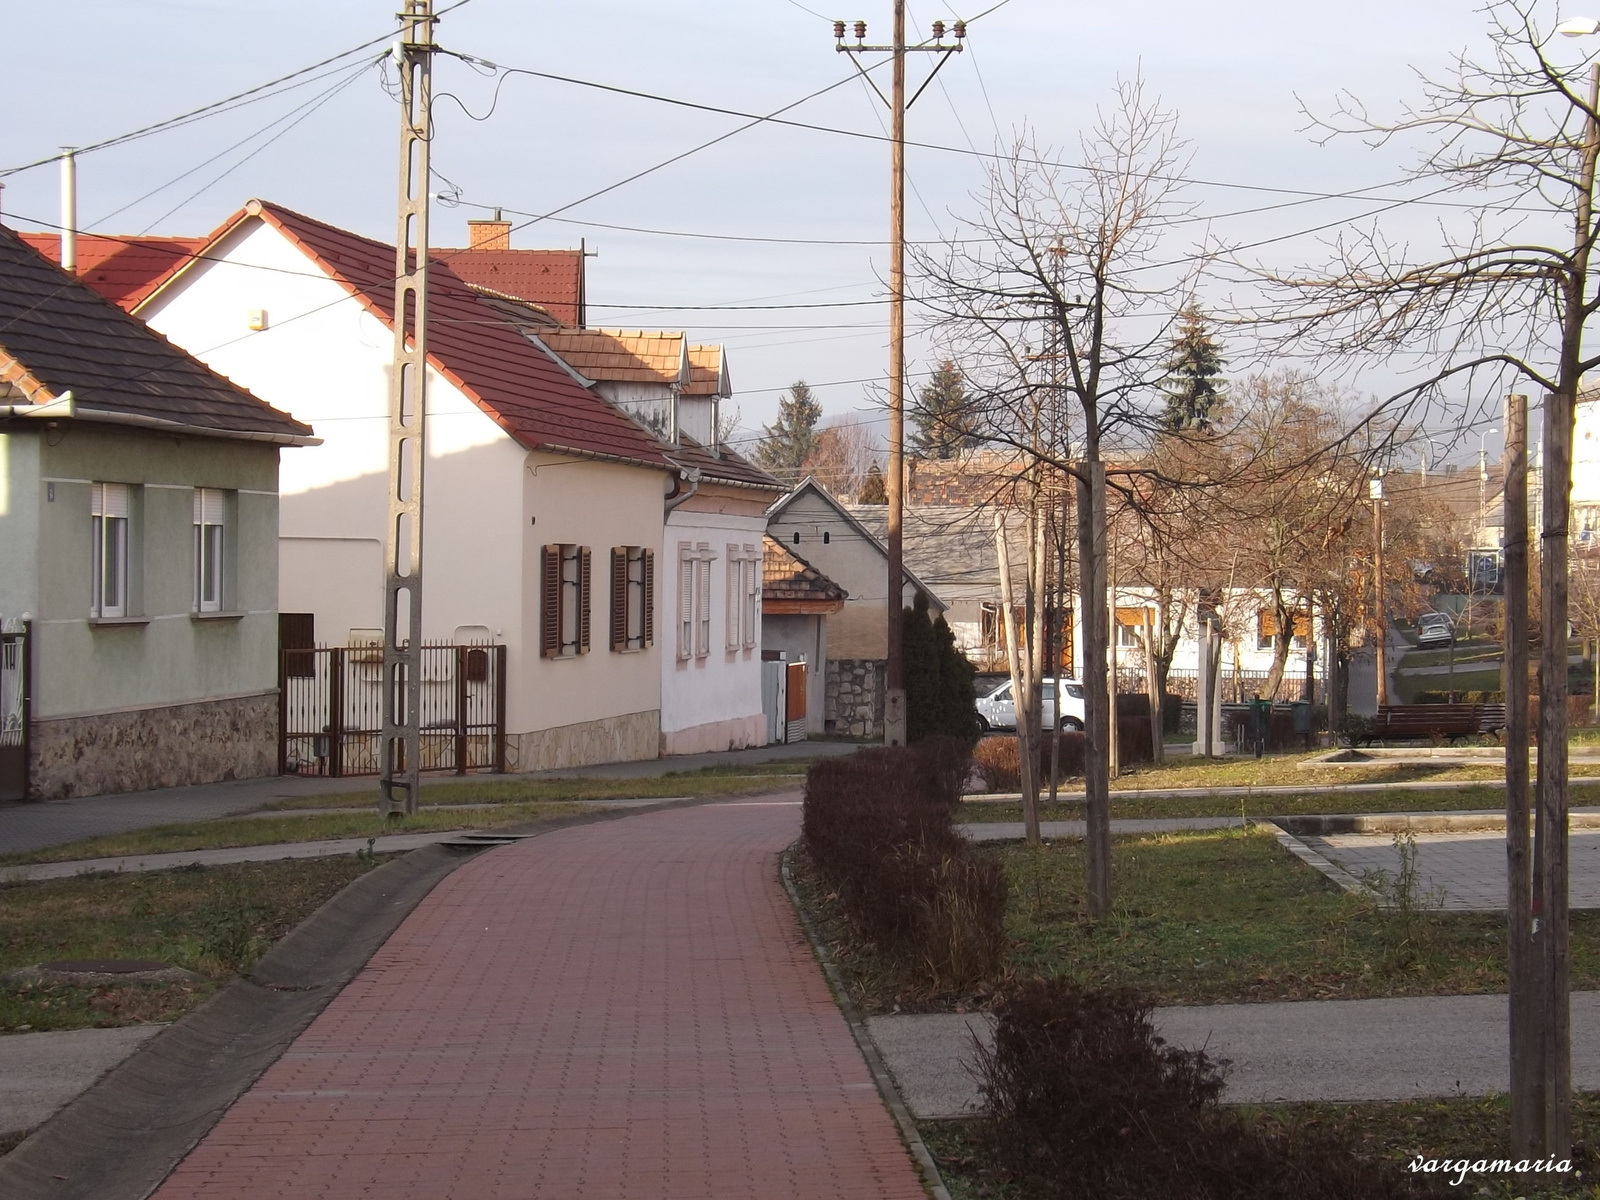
[664,466,701,513]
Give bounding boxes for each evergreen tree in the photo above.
[903,593,981,744]
[931,612,979,741]
[858,461,888,504]
[755,380,823,483]
[1159,307,1227,431]
[911,360,975,458]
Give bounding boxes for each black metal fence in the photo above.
[279,643,507,777]
[0,620,30,801]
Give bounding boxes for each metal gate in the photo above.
[280,643,507,777]
[0,619,30,801]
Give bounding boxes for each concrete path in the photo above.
[869,992,1600,1118]
[0,1027,164,1142]
[146,797,926,1200]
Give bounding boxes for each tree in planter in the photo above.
[755,380,823,484]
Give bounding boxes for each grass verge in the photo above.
[922,1095,1600,1199]
[0,855,391,1034]
[0,802,589,865]
[959,784,1522,823]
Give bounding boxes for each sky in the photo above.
[2,0,1587,465]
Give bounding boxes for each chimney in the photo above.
[467,207,511,251]
[60,149,77,275]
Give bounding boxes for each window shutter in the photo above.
[578,546,593,653]
[697,557,712,656]
[610,548,627,651]
[642,550,656,647]
[744,558,760,648]
[678,547,694,659]
[93,482,130,518]
[194,488,224,525]
[726,545,741,650]
[541,545,560,657]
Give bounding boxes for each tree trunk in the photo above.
[996,510,1039,843]
[1144,608,1164,764]
[1078,463,1111,916]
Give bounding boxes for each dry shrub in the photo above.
[802,740,1005,990]
[976,979,1433,1200]
[970,720,1153,794]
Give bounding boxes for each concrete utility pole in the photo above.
[380,0,436,817]
[834,9,963,746]
[1370,474,1389,709]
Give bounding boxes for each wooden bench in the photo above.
[1369,703,1504,745]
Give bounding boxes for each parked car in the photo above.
[976,677,1087,732]
[1417,611,1456,649]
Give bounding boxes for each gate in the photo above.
[280,642,507,777]
[785,660,808,742]
[0,619,30,802]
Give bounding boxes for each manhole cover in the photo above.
[40,960,172,974]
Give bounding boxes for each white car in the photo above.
[1417,611,1455,649]
[976,677,1087,732]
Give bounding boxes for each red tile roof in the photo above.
[0,226,312,442]
[667,435,784,493]
[762,536,847,610]
[147,201,667,470]
[21,233,208,311]
[435,248,584,327]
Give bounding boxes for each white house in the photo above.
[133,200,676,771]
[0,224,315,798]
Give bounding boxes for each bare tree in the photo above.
[1242,0,1598,1156]
[802,418,880,500]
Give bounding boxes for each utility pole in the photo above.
[380,0,436,818]
[834,10,963,746]
[1371,474,1389,709]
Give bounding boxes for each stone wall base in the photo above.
[824,659,886,738]
[508,709,660,772]
[31,692,278,800]
[661,713,767,757]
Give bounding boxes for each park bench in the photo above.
[1368,703,1506,745]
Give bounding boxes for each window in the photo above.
[1115,607,1153,650]
[193,488,226,612]
[610,545,655,652]
[541,544,592,657]
[1257,609,1311,651]
[725,544,760,651]
[91,482,130,618]
[677,542,716,660]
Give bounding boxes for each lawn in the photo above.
[0,855,389,1035]
[1396,640,1503,671]
[923,1093,1600,1200]
[959,783,1526,823]
[0,801,589,866]
[1396,668,1504,703]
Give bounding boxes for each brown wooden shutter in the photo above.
[642,550,655,648]
[578,546,593,653]
[610,548,627,651]
[541,545,560,657]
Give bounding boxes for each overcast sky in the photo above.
[3,0,1582,463]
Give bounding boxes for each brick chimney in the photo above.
[467,208,511,251]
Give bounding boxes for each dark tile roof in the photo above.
[763,536,847,604]
[167,202,666,469]
[0,225,312,440]
[21,233,207,311]
[667,435,784,492]
[435,248,583,327]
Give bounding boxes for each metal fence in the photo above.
[280,643,507,777]
[0,619,30,801]
[1164,668,1322,705]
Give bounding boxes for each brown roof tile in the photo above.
[763,536,847,605]
[667,436,784,492]
[0,225,311,441]
[435,248,583,327]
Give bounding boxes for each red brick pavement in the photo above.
[151,798,929,1199]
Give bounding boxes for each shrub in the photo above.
[970,718,1154,794]
[904,594,980,744]
[802,740,1005,990]
[975,978,1431,1200]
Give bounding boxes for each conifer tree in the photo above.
[1159,307,1226,431]
[755,381,823,483]
[911,360,975,458]
[857,461,888,504]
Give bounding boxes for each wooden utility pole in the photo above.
[379,0,436,817]
[834,12,963,745]
[1370,475,1389,709]
[1504,393,1537,1153]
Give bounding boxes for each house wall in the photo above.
[0,432,42,621]
[661,487,769,754]
[142,219,666,771]
[8,423,281,797]
[1577,397,1600,536]
[761,612,828,727]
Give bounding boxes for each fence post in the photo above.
[329,648,346,778]
[276,637,287,777]
[455,645,468,775]
[493,645,508,773]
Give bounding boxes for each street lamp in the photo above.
[1477,426,1500,544]
[1419,436,1447,483]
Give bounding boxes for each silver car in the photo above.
[976,677,1087,732]
[1417,611,1455,649]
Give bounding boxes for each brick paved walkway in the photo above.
[149,798,925,1199]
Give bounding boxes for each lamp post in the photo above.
[1477,426,1500,545]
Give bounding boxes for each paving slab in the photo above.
[2,833,462,883]
[869,992,1600,1118]
[0,1027,164,1140]
[145,797,926,1200]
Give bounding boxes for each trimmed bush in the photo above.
[975,979,1431,1200]
[802,740,1004,990]
[970,715,1155,793]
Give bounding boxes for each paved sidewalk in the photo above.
[869,992,1600,1118]
[0,1027,164,1142]
[2,832,463,883]
[148,798,926,1199]
[962,816,1245,842]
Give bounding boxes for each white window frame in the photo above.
[678,542,695,660]
[91,482,130,618]
[193,487,226,613]
[726,543,743,651]
[743,544,760,649]
[696,544,713,657]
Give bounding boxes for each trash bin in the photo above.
[1246,696,1272,758]
[1291,701,1313,750]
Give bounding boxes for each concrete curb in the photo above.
[0,796,724,1200]
[1270,827,1377,900]
[779,845,953,1200]
[1275,810,1600,836]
